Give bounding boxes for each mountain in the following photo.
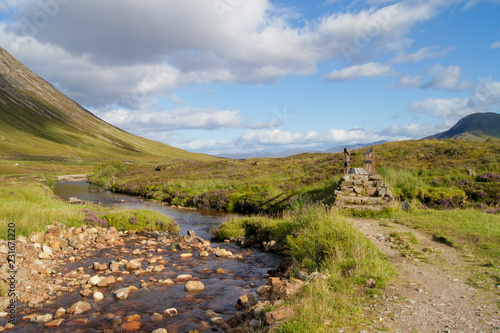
[322,141,387,153]
[428,112,500,141]
[217,141,386,159]
[0,47,215,162]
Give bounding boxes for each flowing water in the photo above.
[8,182,282,332]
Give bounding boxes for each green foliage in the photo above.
[100,209,179,234]
[90,161,126,189]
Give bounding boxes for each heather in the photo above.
[101,139,500,214]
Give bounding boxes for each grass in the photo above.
[390,209,500,267]
[0,179,86,238]
[102,139,500,215]
[215,205,396,332]
[0,178,179,239]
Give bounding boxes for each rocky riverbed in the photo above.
[0,222,306,332]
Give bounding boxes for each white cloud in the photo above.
[391,46,452,63]
[390,74,423,89]
[95,107,243,132]
[238,128,385,147]
[422,64,473,91]
[325,62,393,81]
[382,123,448,138]
[392,64,473,91]
[491,41,500,49]
[0,0,448,107]
[406,78,500,119]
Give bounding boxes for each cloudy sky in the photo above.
[1,0,499,156]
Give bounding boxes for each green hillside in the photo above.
[0,47,215,163]
[428,112,500,141]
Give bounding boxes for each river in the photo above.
[8,181,282,332]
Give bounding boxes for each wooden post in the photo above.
[363,147,375,175]
[344,148,350,174]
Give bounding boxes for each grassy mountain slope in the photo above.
[428,112,500,141]
[0,47,215,162]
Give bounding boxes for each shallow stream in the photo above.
[7,181,281,332]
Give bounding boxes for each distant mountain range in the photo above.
[0,47,214,161]
[427,112,500,141]
[218,141,387,159]
[218,112,500,159]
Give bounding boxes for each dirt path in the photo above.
[347,217,500,333]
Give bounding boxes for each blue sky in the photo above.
[0,0,499,156]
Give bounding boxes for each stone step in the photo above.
[335,196,384,205]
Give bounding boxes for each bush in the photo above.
[90,161,126,189]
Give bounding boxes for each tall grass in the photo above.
[216,205,395,332]
[0,180,85,238]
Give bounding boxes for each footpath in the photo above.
[348,217,500,333]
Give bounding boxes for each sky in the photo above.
[0,0,499,156]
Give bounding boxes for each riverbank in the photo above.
[0,221,291,332]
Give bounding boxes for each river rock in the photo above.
[54,308,66,319]
[214,248,232,257]
[151,313,164,321]
[109,261,121,272]
[159,279,174,286]
[70,301,91,315]
[164,308,178,317]
[211,317,226,326]
[89,275,101,286]
[180,253,193,259]
[114,287,131,300]
[97,276,116,287]
[237,294,255,308]
[126,260,142,270]
[152,265,165,273]
[45,319,64,328]
[176,274,192,281]
[28,232,44,244]
[199,250,209,257]
[38,252,51,259]
[121,321,141,331]
[152,329,168,333]
[36,314,53,323]
[264,307,295,325]
[93,292,104,302]
[185,281,205,292]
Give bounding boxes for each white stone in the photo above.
[89,275,101,286]
[93,292,104,302]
